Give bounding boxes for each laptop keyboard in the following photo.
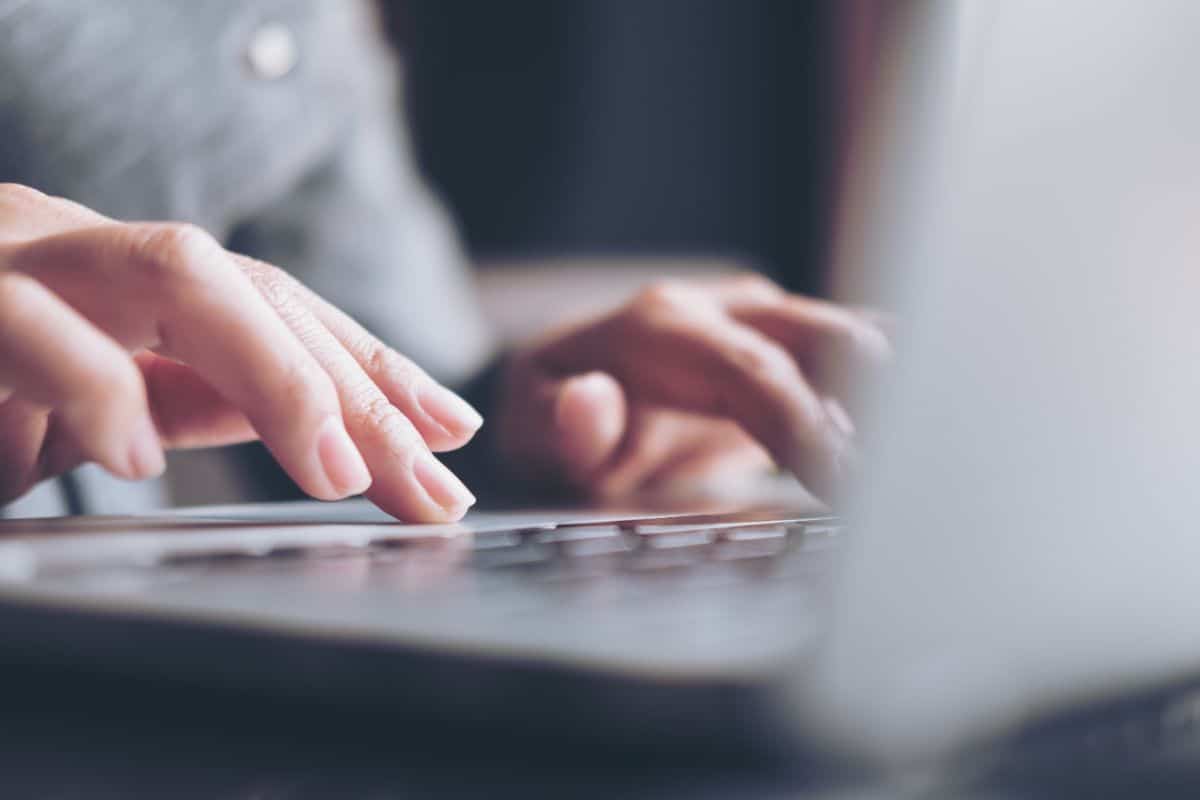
[1,512,844,610]
[152,514,845,591]
[464,517,841,578]
[0,512,841,666]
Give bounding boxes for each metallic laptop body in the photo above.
[0,499,843,761]
[4,0,1200,768]
[0,498,837,680]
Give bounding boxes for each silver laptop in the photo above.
[3,0,1200,770]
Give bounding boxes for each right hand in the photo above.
[0,184,481,521]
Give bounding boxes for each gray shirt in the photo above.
[0,0,493,516]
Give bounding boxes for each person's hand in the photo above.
[0,184,480,521]
[495,274,890,500]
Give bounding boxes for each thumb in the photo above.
[548,371,628,483]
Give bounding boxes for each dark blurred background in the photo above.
[384,0,843,297]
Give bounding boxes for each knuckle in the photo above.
[0,185,108,236]
[272,358,330,404]
[0,184,52,237]
[353,391,420,450]
[633,280,693,315]
[0,183,48,208]
[726,340,794,384]
[357,391,399,429]
[362,341,422,393]
[252,268,307,327]
[128,223,224,289]
[243,260,295,308]
[725,272,780,300]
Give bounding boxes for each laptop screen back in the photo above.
[800,0,1200,763]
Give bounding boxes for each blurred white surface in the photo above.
[803,0,1200,765]
[475,256,741,345]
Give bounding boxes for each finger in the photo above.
[584,411,692,498]
[539,289,848,497]
[134,352,256,449]
[641,438,774,495]
[11,224,370,502]
[724,292,892,404]
[677,273,891,413]
[849,306,896,336]
[592,413,771,498]
[0,272,164,480]
[0,183,111,243]
[551,371,628,485]
[532,371,628,484]
[0,397,52,503]
[239,270,475,521]
[496,361,629,490]
[232,254,482,453]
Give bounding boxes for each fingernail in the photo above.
[413,451,476,513]
[126,416,165,479]
[417,382,484,436]
[316,417,372,498]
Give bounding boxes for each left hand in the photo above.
[494,274,890,500]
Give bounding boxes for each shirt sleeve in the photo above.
[224,61,495,387]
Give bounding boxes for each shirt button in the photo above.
[245,22,299,80]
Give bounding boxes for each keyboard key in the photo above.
[561,536,631,558]
[631,514,831,535]
[469,530,525,550]
[640,530,715,550]
[720,525,788,542]
[534,525,623,544]
[471,541,553,569]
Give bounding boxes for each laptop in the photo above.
[3,0,1200,772]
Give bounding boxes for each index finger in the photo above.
[726,292,892,407]
[11,224,372,503]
